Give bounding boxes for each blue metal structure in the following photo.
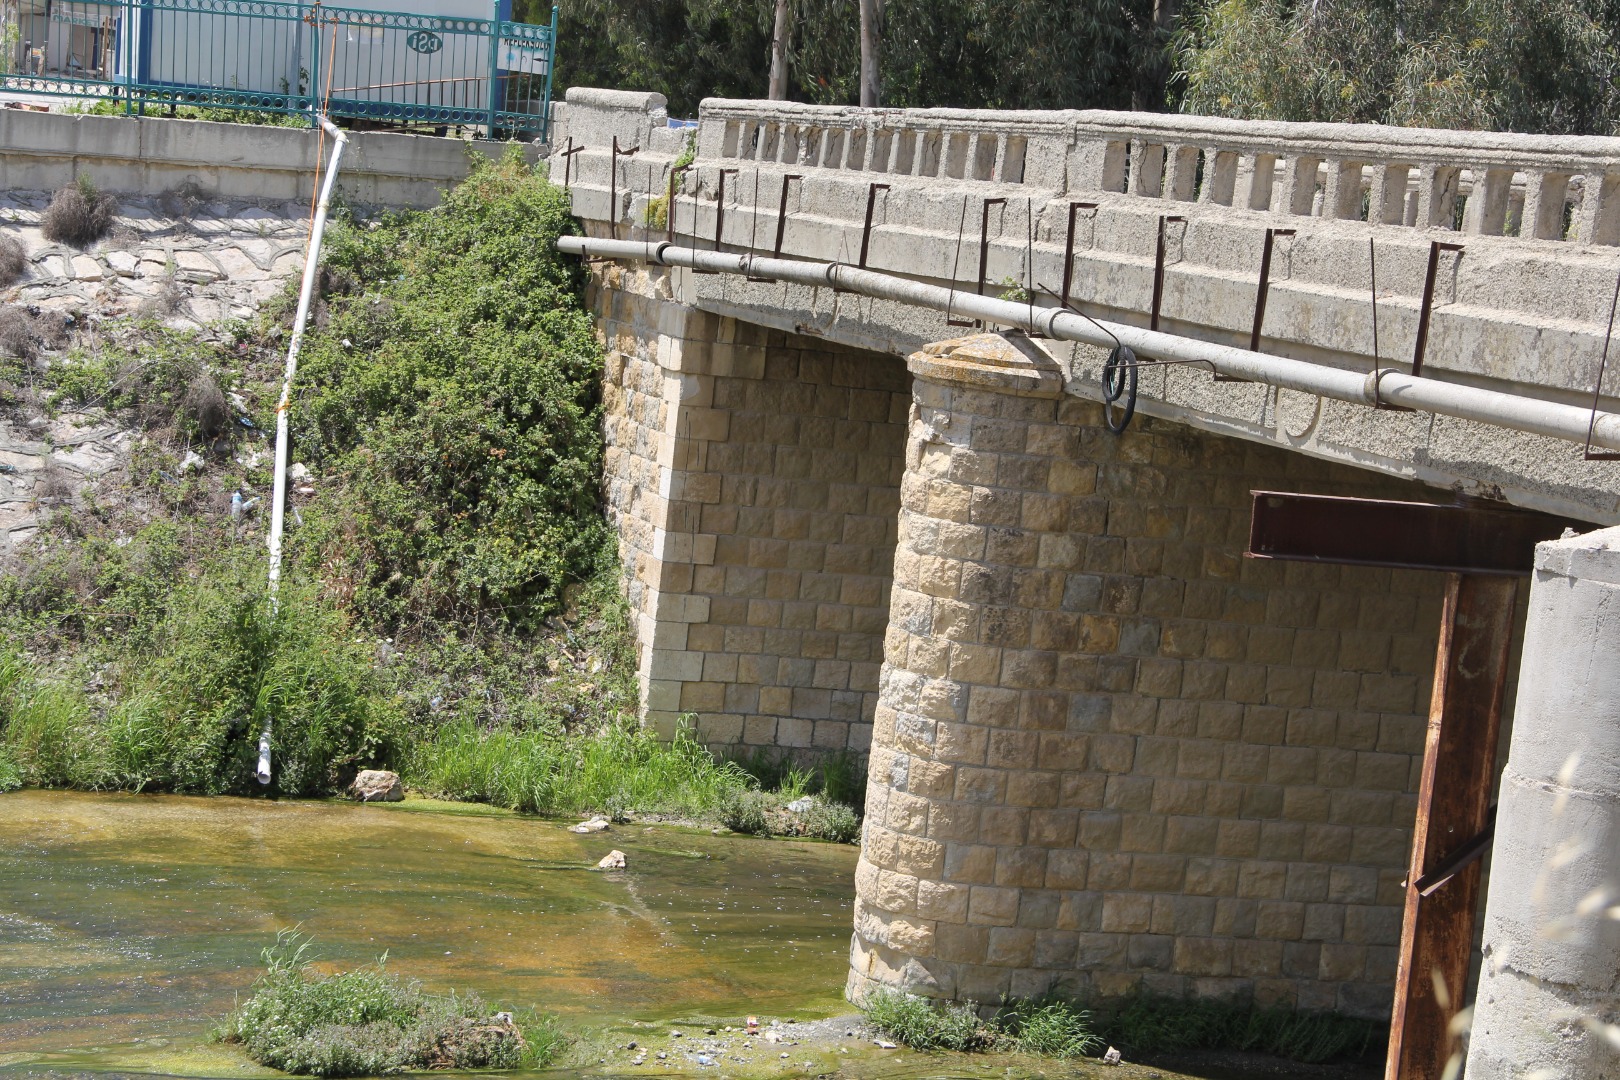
[3,0,556,138]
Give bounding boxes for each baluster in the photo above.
[1522,171,1571,241]
[1129,140,1166,197]
[1236,152,1276,211]
[1369,163,1411,225]
[1574,171,1620,245]
[1164,145,1200,201]
[1198,150,1238,206]
[1461,167,1513,235]
[1323,160,1365,220]
[1276,155,1321,215]
[1416,164,1461,229]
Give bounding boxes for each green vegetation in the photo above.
[0,149,864,839]
[548,0,1617,134]
[223,930,562,1077]
[1174,0,1620,134]
[547,0,1157,117]
[66,98,311,127]
[860,989,1100,1057]
[860,988,1376,1065]
[410,718,749,818]
[1096,993,1380,1064]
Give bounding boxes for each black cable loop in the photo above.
[1102,344,1138,434]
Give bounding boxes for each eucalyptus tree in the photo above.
[1174,0,1620,134]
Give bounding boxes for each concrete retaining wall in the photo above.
[0,110,536,208]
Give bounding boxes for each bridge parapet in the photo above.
[697,100,1620,246]
[558,89,1620,526]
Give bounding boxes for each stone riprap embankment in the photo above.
[0,193,311,558]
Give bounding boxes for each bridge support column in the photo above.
[851,332,1455,1014]
[1465,526,1620,1078]
[593,264,910,754]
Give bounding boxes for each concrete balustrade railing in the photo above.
[694,100,1620,245]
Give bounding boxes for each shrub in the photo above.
[799,796,860,843]
[719,787,771,835]
[291,147,603,632]
[225,929,554,1077]
[0,306,38,362]
[42,175,117,248]
[861,989,996,1052]
[0,233,27,286]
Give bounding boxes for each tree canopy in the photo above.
[528,0,1620,134]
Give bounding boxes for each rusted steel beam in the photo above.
[1246,491,1580,575]
[1385,573,1517,1080]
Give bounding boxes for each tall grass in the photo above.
[407,717,753,819]
[0,564,397,796]
[1097,993,1380,1064]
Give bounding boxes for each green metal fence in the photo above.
[1,0,556,138]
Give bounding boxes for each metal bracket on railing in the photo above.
[1412,240,1464,378]
[560,138,585,189]
[1585,271,1620,460]
[746,172,800,282]
[772,173,802,259]
[694,168,738,275]
[609,136,638,241]
[665,163,692,243]
[859,181,889,269]
[946,196,976,328]
[1060,201,1099,311]
[976,197,1008,299]
[1150,214,1186,333]
[1221,226,1293,382]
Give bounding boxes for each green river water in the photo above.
[0,790,862,1078]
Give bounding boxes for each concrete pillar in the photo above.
[1466,526,1620,1079]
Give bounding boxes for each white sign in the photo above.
[500,43,548,75]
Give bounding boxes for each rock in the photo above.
[597,849,626,869]
[349,769,404,802]
[1103,1045,1122,1065]
[569,816,610,833]
[656,1051,667,1060]
[696,1054,715,1066]
[288,462,311,481]
[70,255,102,282]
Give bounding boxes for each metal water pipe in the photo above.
[554,236,1620,454]
[260,114,349,786]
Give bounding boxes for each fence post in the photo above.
[308,1,322,126]
[122,0,134,114]
[541,4,556,143]
[485,0,500,137]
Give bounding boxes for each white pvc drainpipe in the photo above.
[556,236,1620,454]
[260,115,349,786]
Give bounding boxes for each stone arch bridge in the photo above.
[552,88,1620,1079]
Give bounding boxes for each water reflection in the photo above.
[0,791,858,1076]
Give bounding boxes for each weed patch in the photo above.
[861,990,997,1052]
[224,929,559,1077]
[0,233,27,286]
[42,175,117,248]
